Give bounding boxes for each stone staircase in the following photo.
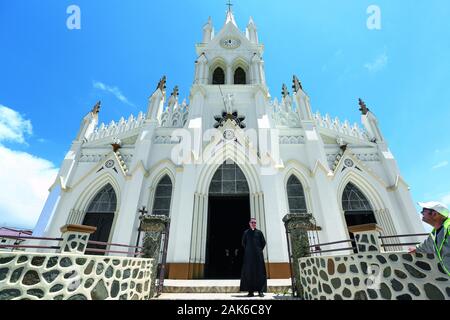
[155,279,297,300]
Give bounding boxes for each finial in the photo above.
[91,101,101,114]
[282,84,290,98]
[358,98,370,115]
[111,137,122,152]
[292,75,303,93]
[226,0,233,12]
[156,76,167,92]
[171,86,179,97]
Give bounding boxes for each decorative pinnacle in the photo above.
[156,76,167,92]
[358,98,370,115]
[292,75,303,93]
[91,101,101,114]
[282,84,290,98]
[171,86,179,97]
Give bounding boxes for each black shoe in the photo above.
[247,292,254,297]
[258,292,264,297]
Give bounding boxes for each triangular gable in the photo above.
[204,21,256,52]
[68,151,128,190]
[331,147,388,188]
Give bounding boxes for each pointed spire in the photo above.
[204,16,213,29]
[156,76,167,92]
[91,101,101,114]
[358,98,370,115]
[292,75,303,93]
[247,16,256,28]
[282,84,290,98]
[225,1,237,26]
[246,16,258,43]
[171,86,179,97]
[202,17,214,43]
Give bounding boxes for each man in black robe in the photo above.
[240,218,267,297]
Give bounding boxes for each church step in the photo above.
[156,292,299,300]
[161,279,292,294]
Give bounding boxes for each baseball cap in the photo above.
[418,201,449,218]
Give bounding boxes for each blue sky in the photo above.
[0,0,450,229]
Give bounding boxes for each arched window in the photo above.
[342,182,376,226]
[287,175,307,213]
[152,175,173,216]
[234,67,246,84]
[212,67,225,85]
[83,184,117,255]
[209,161,249,195]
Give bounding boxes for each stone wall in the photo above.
[298,252,449,300]
[0,252,154,300]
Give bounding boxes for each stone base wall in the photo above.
[298,252,449,300]
[0,252,154,300]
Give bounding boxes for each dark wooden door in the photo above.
[205,196,250,279]
[83,213,114,255]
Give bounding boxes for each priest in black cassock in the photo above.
[240,218,267,297]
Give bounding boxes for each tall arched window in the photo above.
[287,175,307,213]
[209,161,249,195]
[342,182,376,226]
[83,184,117,255]
[234,67,246,84]
[212,67,225,85]
[152,175,173,216]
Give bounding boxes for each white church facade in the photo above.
[35,8,424,279]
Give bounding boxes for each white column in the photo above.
[227,65,233,85]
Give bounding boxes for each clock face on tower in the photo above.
[220,38,241,49]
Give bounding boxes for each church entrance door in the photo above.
[205,196,250,279]
[82,184,117,255]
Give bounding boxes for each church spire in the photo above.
[246,16,258,44]
[225,0,237,26]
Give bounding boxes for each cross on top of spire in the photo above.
[225,0,237,26]
[226,0,233,12]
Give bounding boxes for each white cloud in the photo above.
[0,145,58,229]
[0,105,57,229]
[432,161,449,170]
[364,52,388,73]
[93,81,135,107]
[441,193,450,207]
[0,105,32,144]
[435,148,450,154]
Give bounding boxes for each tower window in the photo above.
[212,67,225,85]
[234,67,246,85]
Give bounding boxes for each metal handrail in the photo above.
[85,248,143,256]
[0,234,144,256]
[381,242,421,247]
[0,244,61,250]
[0,234,63,241]
[87,240,144,250]
[309,239,355,248]
[379,233,429,239]
[311,247,355,254]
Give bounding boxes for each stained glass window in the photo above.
[152,175,173,216]
[209,161,249,195]
[287,175,307,213]
[87,184,117,213]
[342,183,373,211]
